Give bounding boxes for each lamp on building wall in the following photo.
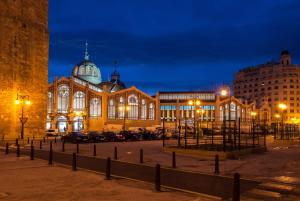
[15,94,31,139]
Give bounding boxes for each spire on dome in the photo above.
[84,41,89,60]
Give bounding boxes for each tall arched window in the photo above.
[58,85,69,113]
[118,97,125,119]
[47,92,53,114]
[230,102,236,120]
[220,106,224,121]
[108,99,115,119]
[128,95,138,120]
[141,99,147,120]
[225,104,229,120]
[149,103,155,120]
[89,98,101,117]
[73,91,85,111]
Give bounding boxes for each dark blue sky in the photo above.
[49,0,300,94]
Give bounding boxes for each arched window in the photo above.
[57,116,67,133]
[89,98,101,117]
[73,116,83,131]
[46,115,51,130]
[108,99,115,119]
[47,92,53,114]
[141,99,147,120]
[225,104,229,120]
[149,103,155,120]
[73,91,85,111]
[118,97,125,119]
[230,102,236,120]
[128,95,138,120]
[220,106,224,121]
[58,85,69,113]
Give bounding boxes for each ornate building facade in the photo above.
[0,0,48,139]
[48,45,160,133]
[234,51,300,123]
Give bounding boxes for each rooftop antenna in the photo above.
[84,41,89,60]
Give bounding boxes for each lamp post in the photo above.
[119,105,130,132]
[278,103,287,139]
[250,112,257,147]
[188,99,201,140]
[220,87,232,142]
[15,94,31,139]
[275,114,280,139]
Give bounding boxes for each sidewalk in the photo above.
[0,154,211,201]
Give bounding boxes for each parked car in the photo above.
[87,131,105,142]
[45,129,59,137]
[138,128,156,140]
[61,131,89,143]
[102,132,118,142]
[119,130,141,141]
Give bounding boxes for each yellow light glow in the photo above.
[196,109,200,113]
[75,111,81,116]
[220,89,228,96]
[25,100,31,105]
[15,99,20,105]
[126,106,130,111]
[196,100,201,106]
[188,100,193,105]
[275,114,280,118]
[278,103,287,110]
[250,112,257,116]
[119,106,124,111]
[201,109,205,114]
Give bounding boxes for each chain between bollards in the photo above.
[106,157,111,180]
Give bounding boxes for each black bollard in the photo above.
[5,143,9,154]
[93,144,96,156]
[39,140,42,149]
[114,146,118,160]
[43,137,45,143]
[232,173,240,201]
[54,137,57,143]
[49,141,53,165]
[62,141,65,152]
[27,137,30,144]
[16,144,20,157]
[172,151,176,168]
[72,153,77,171]
[30,145,34,160]
[214,154,220,174]
[140,149,144,163]
[15,138,18,146]
[76,143,79,154]
[155,164,161,191]
[106,157,111,180]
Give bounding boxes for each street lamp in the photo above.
[220,86,232,142]
[15,94,31,139]
[119,105,130,131]
[188,99,201,140]
[275,114,280,139]
[278,103,287,139]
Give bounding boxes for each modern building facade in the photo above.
[48,46,160,133]
[234,51,300,123]
[157,91,256,129]
[0,0,48,139]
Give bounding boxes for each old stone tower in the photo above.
[0,0,48,139]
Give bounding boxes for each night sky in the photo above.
[49,0,300,94]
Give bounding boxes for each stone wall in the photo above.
[0,0,48,139]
